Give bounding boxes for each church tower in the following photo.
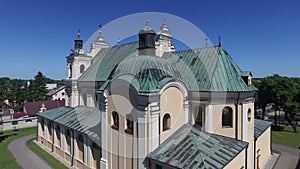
[87,27,109,57]
[65,31,92,107]
[138,21,156,56]
[155,23,175,57]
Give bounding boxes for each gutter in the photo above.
[254,137,257,169]
[71,130,75,166]
[51,121,54,152]
[235,92,240,140]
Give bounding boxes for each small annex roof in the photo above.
[145,123,248,169]
[254,119,272,138]
[39,106,101,146]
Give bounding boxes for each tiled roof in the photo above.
[39,106,101,146]
[145,123,248,169]
[254,119,272,138]
[23,100,65,116]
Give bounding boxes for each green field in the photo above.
[27,138,69,169]
[272,125,300,148]
[0,127,37,169]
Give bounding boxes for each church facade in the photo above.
[37,22,272,169]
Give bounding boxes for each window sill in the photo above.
[125,128,133,135]
[111,124,119,130]
[222,126,233,128]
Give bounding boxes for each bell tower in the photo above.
[155,22,175,57]
[65,30,92,107]
[138,21,156,56]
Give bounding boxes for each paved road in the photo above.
[273,143,300,169]
[8,134,52,169]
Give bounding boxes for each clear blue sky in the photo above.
[0,0,299,79]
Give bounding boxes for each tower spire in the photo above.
[218,36,221,46]
[77,30,81,40]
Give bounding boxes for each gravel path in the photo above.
[8,134,52,169]
[272,143,300,169]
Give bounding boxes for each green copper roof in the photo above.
[164,46,257,92]
[113,55,178,93]
[145,123,248,169]
[79,41,256,93]
[38,106,101,146]
[254,119,272,138]
[79,42,139,82]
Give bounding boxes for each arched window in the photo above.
[80,64,85,73]
[125,114,133,135]
[77,134,84,162]
[41,119,44,132]
[66,129,72,154]
[195,107,203,127]
[78,134,84,143]
[248,108,251,122]
[222,107,233,127]
[48,121,52,141]
[163,113,171,131]
[111,111,119,130]
[55,125,60,146]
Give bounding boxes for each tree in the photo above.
[255,74,300,132]
[32,71,48,101]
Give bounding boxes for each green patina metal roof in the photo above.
[79,42,139,82]
[39,106,73,120]
[38,106,101,146]
[79,41,256,93]
[164,46,257,92]
[145,123,248,169]
[113,55,178,93]
[254,119,272,138]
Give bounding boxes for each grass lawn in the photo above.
[0,127,37,169]
[272,125,300,148]
[27,138,69,169]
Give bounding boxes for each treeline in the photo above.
[0,71,64,110]
[253,74,300,132]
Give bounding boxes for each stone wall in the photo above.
[0,117,37,131]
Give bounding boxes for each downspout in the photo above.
[71,130,75,166]
[254,137,257,169]
[235,92,240,140]
[245,145,248,169]
[51,122,54,152]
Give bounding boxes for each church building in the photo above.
[37,21,272,169]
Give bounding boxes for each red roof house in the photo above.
[23,100,65,116]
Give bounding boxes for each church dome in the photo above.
[112,55,178,93]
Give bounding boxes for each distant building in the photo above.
[46,83,58,90]
[0,101,14,120]
[23,100,65,116]
[46,86,66,102]
[37,22,273,169]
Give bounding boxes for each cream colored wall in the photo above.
[256,127,271,169]
[211,104,236,138]
[160,87,185,143]
[243,102,255,169]
[106,93,138,169]
[224,149,246,169]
